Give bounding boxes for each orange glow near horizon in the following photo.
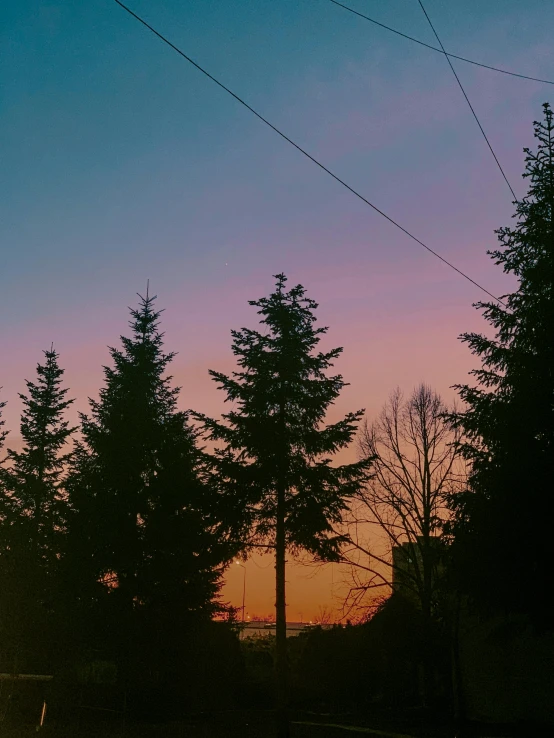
[3,0,547,626]
[1,286,485,621]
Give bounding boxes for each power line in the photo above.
[327,0,554,86]
[416,0,517,201]
[113,0,505,306]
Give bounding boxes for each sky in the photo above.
[1,0,553,620]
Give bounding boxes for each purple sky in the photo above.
[2,0,553,619]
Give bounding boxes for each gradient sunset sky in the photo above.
[2,0,553,620]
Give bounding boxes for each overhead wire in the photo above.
[327,0,554,86]
[113,0,505,306]
[415,0,517,200]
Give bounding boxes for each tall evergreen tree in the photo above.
[2,347,74,569]
[195,274,372,737]
[0,348,75,671]
[449,104,554,625]
[66,291,230,669]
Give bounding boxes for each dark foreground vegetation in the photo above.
[1,108,553,736]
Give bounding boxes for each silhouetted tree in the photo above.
[0,348,75,671]
[349,385,463,616]
[2,348,74,562]
[346,384,463,705]
[448,104,554,627]
[66,290,230,679]
[195,274,372,737]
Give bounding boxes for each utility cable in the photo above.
[327,0,554,86]
[416,0,517,201]
[113,0,505,306]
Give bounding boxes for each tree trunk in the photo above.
[421,542,433,708]
[451,593,465,725]
[275,477,289,738]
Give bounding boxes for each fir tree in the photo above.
[0,349,75,672]
[195,274,372,737]
[3,347,75,568]
[67,290,228,642]
[449,104,554,625]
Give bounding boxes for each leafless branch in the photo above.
[340,384,466,617]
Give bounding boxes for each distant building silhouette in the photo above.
[392,541,419,599]
[391,537,444,603]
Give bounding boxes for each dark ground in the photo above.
[0,709,542,738]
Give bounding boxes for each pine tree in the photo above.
[449,104,554,625]
[67,290,229,663]
[3,347,75,569]
[195,274,372,737]
[0,348,75,671]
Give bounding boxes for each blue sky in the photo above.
[2,0,553,616]
[3,0,551,328]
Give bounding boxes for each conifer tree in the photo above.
[67,290,228,640]
[3,347,74,569]
[195,274,372,737]
[449,104,554,625]
[0,349,74,671]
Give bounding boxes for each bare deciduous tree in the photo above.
[342,384,464,619]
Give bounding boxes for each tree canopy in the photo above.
[66,291,232,638]
[0,348,75,672]
[195,273,372,737]
[196,273,372,560]
[449,103,554,625]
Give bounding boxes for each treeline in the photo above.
[0,272,372,726]
[0,104,553,729]
[0,293,242,718]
